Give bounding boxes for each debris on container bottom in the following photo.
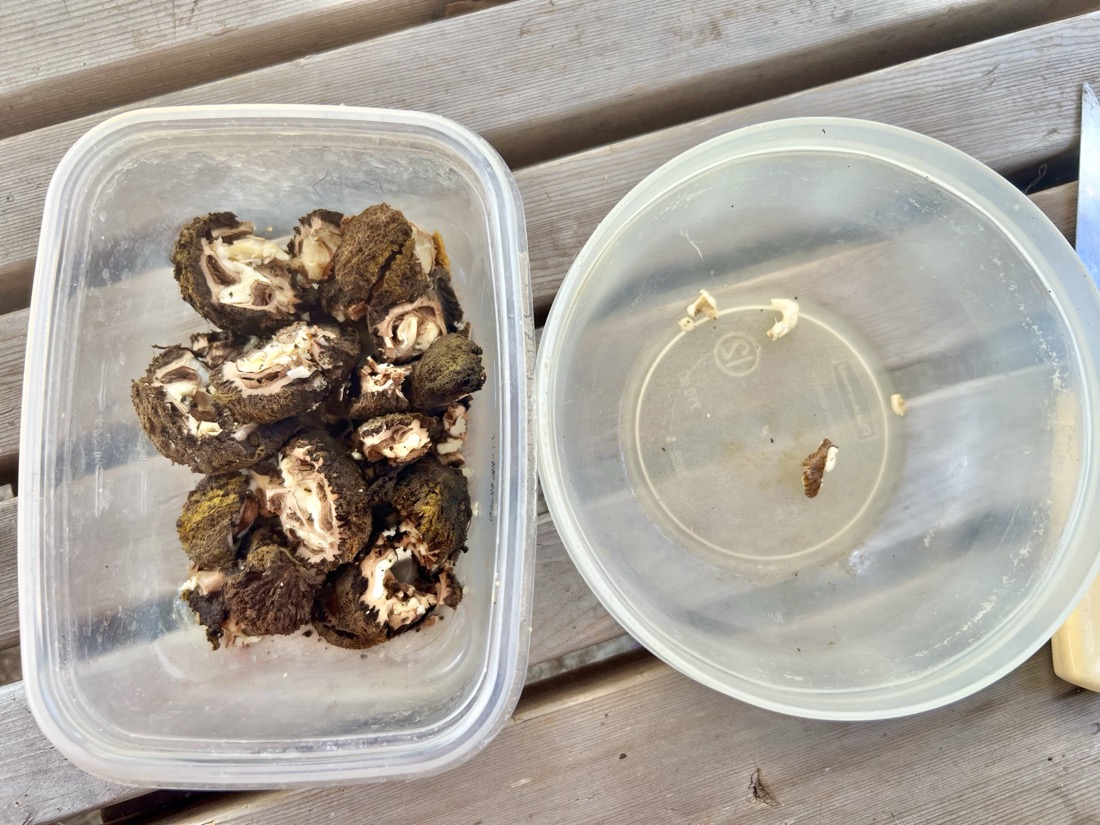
[686,289,718,320]
[890,393,907,417]
[766,298,800,341]
[801,438,837,499]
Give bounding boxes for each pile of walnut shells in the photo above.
[131,205,485,650]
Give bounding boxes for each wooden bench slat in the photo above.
[151,645,1100,825]
[0,498,17,651]
[0,311,26,480]
[0,682,140,825]
[0,0,455,141]
[0,0,1094,314]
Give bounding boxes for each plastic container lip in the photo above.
[537,116,1100,721]
[19,104,536,786]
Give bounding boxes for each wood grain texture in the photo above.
[0,310,26,479]
[153,646,1100,825]
[0,0,1097,309]
[0,683,140,825]
[518,24,1100,313]
[529,518,623,667]
[0,0,455,139]
[1034,181,1080,245]
[0,499,17,651]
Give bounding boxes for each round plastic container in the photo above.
[537,118,1100,720]
[19,106,535,786]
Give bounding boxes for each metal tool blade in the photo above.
[1077,82,1100,282]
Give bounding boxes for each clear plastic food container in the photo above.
[538,118,1100,720]
[19,105,535,787]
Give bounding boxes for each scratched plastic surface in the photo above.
[538,119,1100,720]
[19,106,534,787]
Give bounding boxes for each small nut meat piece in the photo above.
[355,412,437,467]
[172,213,301,334]
[346,357,411,421]
[131,346,295,474]
[390,457,472,572]
[408,334,486,412]
[249,431,373,571]
[766,298,800,341]
[213,322,360,424]
[890,393,907,417]
[176,472,259,570]
[179,569,229,649]
[288,209,344,285]
[221,529,320,637]
[435,402,469,466]
[801,438,838,499]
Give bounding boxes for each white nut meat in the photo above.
[766,298,800,341]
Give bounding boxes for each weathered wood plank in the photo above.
[0,310,25,480]
[0,498,17,651]
[529,518,623,667]
[0,683,140,825]
[150,645,1100,825]
[1034,181,1080,246]
[0,0,456,140]
[0,0,1096,313]
[518,25,1100,314]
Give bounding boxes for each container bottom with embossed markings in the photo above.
[629,301,899,573]
[537,118,1100,720]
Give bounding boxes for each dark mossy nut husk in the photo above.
[176,472,258,570]
[408,334,485,412]
[222,529,320,636]
[369,266,461,364]
[172,212,302,335]
[323,203,439,323]
[355,411,438,467]
[132,346,296,474]
[212,322,360,424]
[313,564,389,650]
[251,431,373,571]
[391,457,471,572]
[346,357,411,420]
[288,209,344,286]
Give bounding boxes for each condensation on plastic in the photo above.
[19,105,535,788]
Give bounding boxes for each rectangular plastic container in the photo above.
[18,105,535,788]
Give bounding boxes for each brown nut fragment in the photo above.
[408,334,485,412]
[172,213,301,334]
[289,209,344,285]
[435,402,469,466]
[357,524,440,632]
[176,472,259,570]
[324,203,439,322]
[313,564,389,650]
[179,568,229,649]
[347,357,411,420]
[390,457,471,572]
[250,431,373,571]
[801,438,838,499]
[222,529,320,637]
[213,322,360,423]
[131,346,295,473]
[355,412,437,467]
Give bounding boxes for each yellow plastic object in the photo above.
[1052,588,1100,691]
